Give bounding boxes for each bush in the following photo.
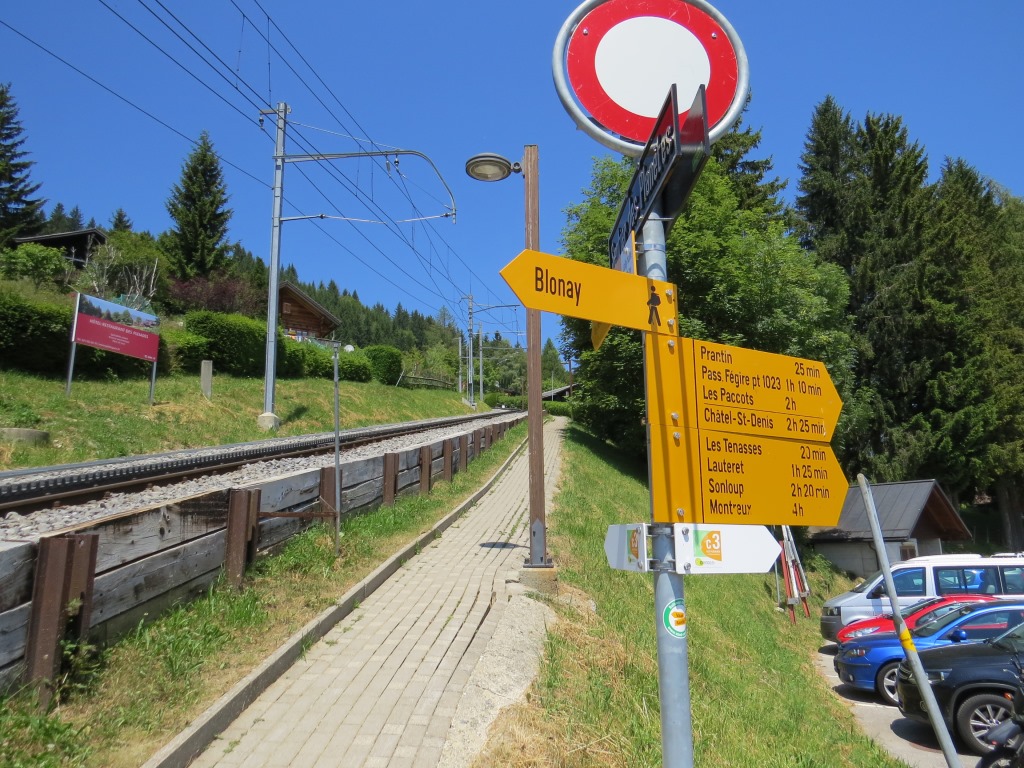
[184,311,265,376]
[0,289,72,375]
[160,325,209,374]
[336,349,372,382]
[544,400,573,418]
[363,345,403,385]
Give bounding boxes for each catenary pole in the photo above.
[261,102,287,424]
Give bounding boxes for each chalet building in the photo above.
[807,480,973,578]
[278,282,340,341]
[14,228,107,267]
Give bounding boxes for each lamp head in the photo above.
[465,152,521,182]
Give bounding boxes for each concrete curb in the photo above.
[142,436,529,768]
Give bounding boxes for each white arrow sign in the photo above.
[605,524,649,572]
[606,523,780,575]
[675,524,781,574]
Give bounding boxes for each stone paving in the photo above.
[189,418,564,768]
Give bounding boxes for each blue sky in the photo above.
[3,1,1022,349]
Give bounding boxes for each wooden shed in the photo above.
[278,282,340,341]
[14,228,107,268]
[807,480,972,578]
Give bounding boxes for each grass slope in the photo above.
[472,425,905,767]
[0,370,479,469]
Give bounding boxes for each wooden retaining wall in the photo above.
[0,415,524,692]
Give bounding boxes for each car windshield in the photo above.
[913,604,981,638]
[991,622,1024,652]
[851,571,883,593]
[904,598,943,616]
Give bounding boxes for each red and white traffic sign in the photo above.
[553,0,748,155]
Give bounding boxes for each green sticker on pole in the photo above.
[663,598,687,638]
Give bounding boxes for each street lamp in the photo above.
[466,146,550,568]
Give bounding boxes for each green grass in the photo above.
[0,420,527,768]
[0,370,480,469]
[475,424,904,768]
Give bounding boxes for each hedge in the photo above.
[363,345,403,385]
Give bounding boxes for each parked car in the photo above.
[836,594,997,643]
[820,553,1024,642]
[896,618,1024,754]
[834,601,1024,706]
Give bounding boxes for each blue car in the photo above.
[834,600,1024,706]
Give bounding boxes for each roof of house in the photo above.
[14,228,107,250]
[279,282,341,331]
[807,479,972,542]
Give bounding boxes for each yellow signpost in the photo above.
[500,249,677,334]
[500,248,847,528]
[687,339,842,441]
[645,335,845,525]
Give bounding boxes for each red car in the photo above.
[836,594,997,644]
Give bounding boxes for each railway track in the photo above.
[0,412,506,517]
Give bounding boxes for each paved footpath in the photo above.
[189,418,565,768]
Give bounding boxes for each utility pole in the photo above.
[258,102,288,431]
[478,324,484,404]
[464,295,474,406]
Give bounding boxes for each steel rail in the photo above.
[0,413,504,515]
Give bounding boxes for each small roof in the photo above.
[279,282,341,332]
[807,479,971,542]
[14,227,107,250]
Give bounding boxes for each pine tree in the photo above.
[109,208,133,232]
[711,97,786,219]
[0,83,44,249]
[164,131,232,279]
[795,96,859,267]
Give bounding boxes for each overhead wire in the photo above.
[101,0,464,320]
[237,0,519,330]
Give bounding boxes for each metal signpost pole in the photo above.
[641,207,694,768]
[857,475,963,768]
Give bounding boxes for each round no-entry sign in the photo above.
[553,0,748,156]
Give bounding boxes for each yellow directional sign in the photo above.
[644,334,847,526]
[686,340,843,441]
[500,249,677,334]
[650,425,847,526]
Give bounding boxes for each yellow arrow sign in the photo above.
[650,426,847,526]
[644,334,847,526]
[686,339,843,440]
[500,249,677,334]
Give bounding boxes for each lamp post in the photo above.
[466,146,549,568]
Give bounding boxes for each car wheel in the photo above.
[956,693,1013,755]
[875,661,900,706]
[976,746,1019,767]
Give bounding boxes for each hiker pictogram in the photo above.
[648,287,662,326]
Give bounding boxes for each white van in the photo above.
[819,553,1024,641]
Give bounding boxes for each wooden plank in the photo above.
[49,490,231,575]
[0,541,35,615]
[248,469,319,514]
[0,603,30,668]
[89,531,226,627]
[459,434,469,472]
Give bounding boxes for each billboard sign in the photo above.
[71,293,160,362]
